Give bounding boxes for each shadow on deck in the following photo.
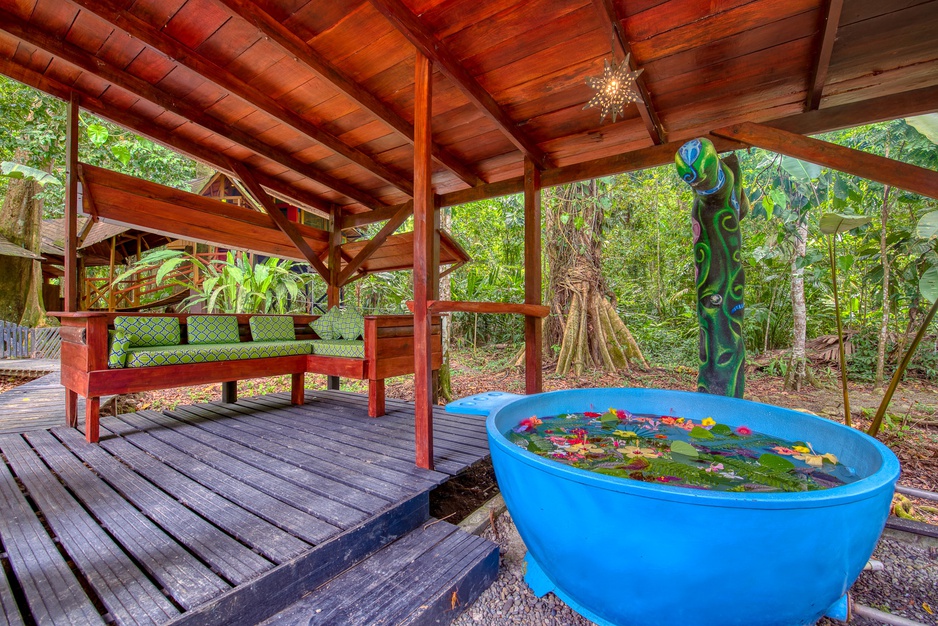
[0,390,497,625]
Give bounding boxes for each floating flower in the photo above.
[612,430,638,439]
[513,416,543,433]
[736,426,752,436]
[701,417,716,427]
[772,446,796,456]
[675,418,686,424]
[676,420,695,431]
[793,445,811,454]
[654,434,667,439]
[583,411,601,418]
[617,409,633,420]
[657,475,682,483]
[704,462,724,473]
[567,442,604,456]
[719,470,745,481]
[620,445,659,458]
[660,416,677,425]
[794,452,838,467]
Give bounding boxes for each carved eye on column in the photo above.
[708,294,723,306]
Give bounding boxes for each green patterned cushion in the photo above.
[107,331,130,368]
[249,316,296,342]
[188,315,240,345]
[335,307,365,340]
[114,316,181,348]
[310,307,342,340]
[310,340,364,358]
[125,340,314,368]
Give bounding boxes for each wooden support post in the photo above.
[65,389,78,427]
[222,381,237,403]
[368,379,386,418]
[291,372,305,405]
[85,397,100,443]
[524,157,543,394]
[413,51,435,470]
[64,92,80,312]
[327,205,342,391]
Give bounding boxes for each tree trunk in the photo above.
[786,217,810,391]
[436,206,453,402]
[0,166,46,326]
[874,184,892,389]
[547,182,645,376]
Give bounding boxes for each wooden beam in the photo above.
[229,161,330,281]
[0,10,373,213]
[337,202,414,286]
[806,0,845,111]
[711,122,938,200]
[67,0,415,196]
[524,158,543,394]
[214,0,483,188]
[327,207,342,308]
[367,0,552,170]
[341,203,414,228]
[64,91,80,313]
[406,300,550,317]
[591,0,666,144]
[413,51,435,470]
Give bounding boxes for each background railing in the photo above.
[0,321,61,359]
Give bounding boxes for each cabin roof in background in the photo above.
[1,0,936,219]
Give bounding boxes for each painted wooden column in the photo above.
[413,51,436,470]
[64,92,80,428]
[524,157,543,394]
[327,205,342,390]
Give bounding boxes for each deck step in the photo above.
[260,521,499,626]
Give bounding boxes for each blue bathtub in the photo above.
[457,388,899,626]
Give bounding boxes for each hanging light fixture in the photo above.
[583,53,644,123]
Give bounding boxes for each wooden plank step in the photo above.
[185,401,440,499]
[0,436,105,626]
[22,431,230,610]
[99,417,339,545]
[259,521,498,626]
[50,428,275,586]
[1,433,178,626]
[91,432,310,564]
[123,410,371,527]
[0,547,24,626]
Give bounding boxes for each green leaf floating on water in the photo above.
[670,440,698,458]
[689,426,714,439]
[710,424,732,436]
[600,410,618,426]
[758,453,795,472]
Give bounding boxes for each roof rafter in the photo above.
[0,9,384,211]
[66,0,415,196]
[806,0,845,111]
[366,0,553,171]
[215,0,483,188]
[590,0,666,144]
[0,58,337,215]
[337,201,413,286]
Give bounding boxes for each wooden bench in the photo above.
[51,312,442,443]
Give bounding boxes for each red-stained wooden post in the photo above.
[64,92,81,426]
[413,51,436,470]
[524,157,543,394]
[327,205,342,391]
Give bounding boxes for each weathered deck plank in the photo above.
[50,428,275,586]
[0,553,24,626]
[0,435,105,625]
[1,433,178,626]
[24,430,230,610]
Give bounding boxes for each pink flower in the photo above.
[616,409,632,420]
[736,426,752,436]
[704,463,724,473]
[772,446,796,456]
[584,411,601,418]
[512,416,542,433]
[660,416,677,425]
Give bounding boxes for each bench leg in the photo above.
[85,397,100,443]
[291,372,305,405]
[222,381,238,404]
[368,379,385,418]
[66,389,79,428]
[327,375,340,391]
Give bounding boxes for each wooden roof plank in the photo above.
[215,0,482,187]
[806,0,845,111]
[66,0,416,195]
[366,0,553,170]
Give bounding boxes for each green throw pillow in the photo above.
[107,330,130,368]
[249,315,296,342]
[188,315,240,345]
[335,306,365,340]
[310,307,342,340]
[114,315,181,348]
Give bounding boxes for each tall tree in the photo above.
[0,157,46,325]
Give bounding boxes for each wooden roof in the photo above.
[40,216,171,264]
[1,0,936,220]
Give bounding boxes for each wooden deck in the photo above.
[0,371,110,435]
[0,390,495,626]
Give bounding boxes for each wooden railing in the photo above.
[82,252,219,311]
[0,321,61,359]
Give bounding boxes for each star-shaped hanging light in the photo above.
[583,53,644,123]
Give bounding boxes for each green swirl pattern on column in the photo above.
[675,138,750,398]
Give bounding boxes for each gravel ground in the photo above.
[455,512,937,626]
